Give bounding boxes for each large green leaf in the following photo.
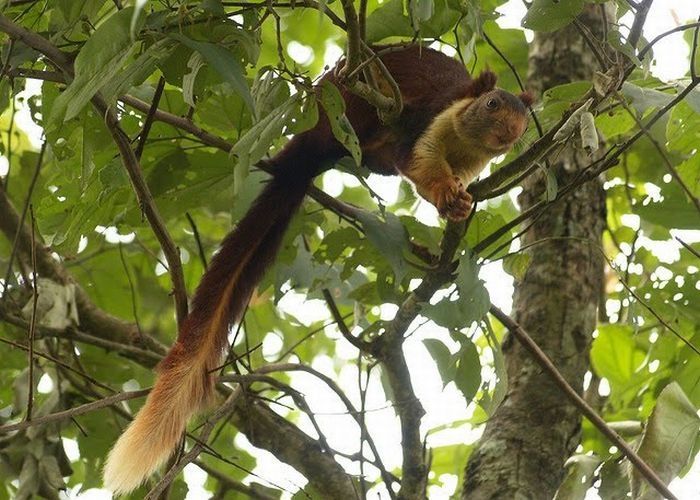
[366,0,461,42]
[522,0,585,32]
[317,81,362,166]
[590,324,649,404]
[171,33,255,114]
[423,338,457,386]
[631,383,700,500]
[355,209,410,281]
[423,253,490,329]
[453,336,482,403]
[48,7,144,127]
[554,454,601,500]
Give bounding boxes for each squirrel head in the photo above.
[458,71,533,155]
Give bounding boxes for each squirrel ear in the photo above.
[466,70,498,98]
[518,91,535,107]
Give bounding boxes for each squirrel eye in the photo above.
[486,98,499,109]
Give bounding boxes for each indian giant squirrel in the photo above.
[103,44,532,494]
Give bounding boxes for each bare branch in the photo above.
[0,389,150,434]
[489,305,677,500]
[134,76,166,161]
[256,363,398,496]
[2,140,44,294]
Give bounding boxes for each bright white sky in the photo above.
[30,1,695,499]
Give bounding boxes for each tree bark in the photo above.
[463,5,608,499]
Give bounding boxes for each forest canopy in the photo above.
[0,0,698,499]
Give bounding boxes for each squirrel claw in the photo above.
[434,176,473,221]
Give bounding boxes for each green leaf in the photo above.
[676,155,700,197]
[503,252,531,280]
[479,318,507,417]
[631,383,700,500]
[100,38,177,104]
[49,7,142,127]
[590,324,648,403]
[595,106,636,138]
[465,210,511,258]
[522,0,585,32]
[554,455,601,500]
[318,81,362,166]
[621,82,674,114]
[431,443,473,477]
[675,356,700,408]
[230,94,304,192]
[598,460,631,500]
[200,0,226,16]
[666,101,700,154]
[252,68,291,119]
[423,253,490,329]
[454,337,481,403]
[171,33,254,114]
[355,210,410,280]
[365,0,460,43]
[423,338,457,386]
[635,182,700,231]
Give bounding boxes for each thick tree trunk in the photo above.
[462,6,608,499]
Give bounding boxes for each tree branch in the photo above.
[0,389,150,434]
[0,14,189,325]
[0,183,164,354]
[489,305,677,500]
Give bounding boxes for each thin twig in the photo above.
[626,0,653,51]
[2,141,45,296]
[675,236,700,260]
[118,243,144,338]
[94,96,189,325]
[482,30,544,137]
[490,305,677,500]
[0,389,150,433]
[185,212,208,269]
[193,459,278,500]
[254,363,397,496]
[614,92,700,214]
[25,205,38,421]
[134,76,166,161]
[0,336,115,392]
[573,18,609,70]
[322,288,373,352]
[691,16,700,82]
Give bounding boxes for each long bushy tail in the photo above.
[103,166,312,495]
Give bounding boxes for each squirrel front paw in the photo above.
[430,176,473,221]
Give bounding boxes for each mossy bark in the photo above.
[463,6,609,499]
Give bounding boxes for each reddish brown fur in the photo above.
[518,91,535,107]
[463,70,498,98]
[103,45,531,494]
